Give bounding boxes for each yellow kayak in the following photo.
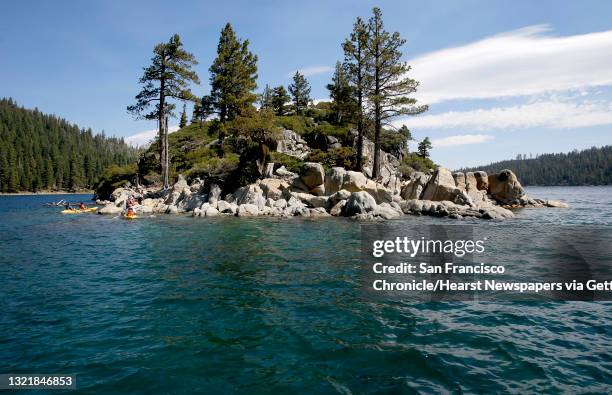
[124,214,138,220]
[61,207,98,214]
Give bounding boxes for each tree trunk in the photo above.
[372,26,381,180]
[372,70,381,179]
[356,95,363,172]
[159,57,168,189]
[373,108,381,179]
[164,116,169,188]
[355,48,364,173]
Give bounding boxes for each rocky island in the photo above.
[92,8,568,221]
[98,131,567,221]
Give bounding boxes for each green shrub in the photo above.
[186,152,240,181]
[275,115,315,135]
[269,151,305,173]
[380,129,408,158]
[305,147,356,171]
[399,153,438,177]
[313,123,351,145]
[94,164,137,200]
[305,105,331,123]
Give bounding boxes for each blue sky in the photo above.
[1,0,611,168]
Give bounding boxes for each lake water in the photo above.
[0,186,610,393]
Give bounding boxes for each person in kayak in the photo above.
[79,202,87,210]
[126,207,135,217]
[64,202,74,210]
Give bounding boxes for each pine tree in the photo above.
[288,71,311,115]
[179,104,188,128]
[398,125,412,153]
[44,158,55,189]
[209,23,258,122]
[192,96,214,123]
[327,62,356,125]
[259,84,273,110]
[342,17,371,172]
[127,34,200,188]
[418,137,432,158]
[271,86,290,116]
[364,7,427,178]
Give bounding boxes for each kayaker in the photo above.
[126,207,135,217]
[79,202,87,210]
[64,203,74,210]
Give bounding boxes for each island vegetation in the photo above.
[108,7,433,197]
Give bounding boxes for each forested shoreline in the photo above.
[0,98,139,193]
[460,146,611,186]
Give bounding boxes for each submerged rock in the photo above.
[545,200,569,208]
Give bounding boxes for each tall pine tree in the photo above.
[127,34,200,188]
[288,71,311,115]
[364,8,427,178]
[271,86,290,116]
[209,23,258,123]
[259,84,273,110]
[179,104,188,128]
[342,17,371,172]
[327,61,356,125]
[418,137,432,158]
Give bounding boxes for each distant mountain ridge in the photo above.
[0,98,139,192]
[460,146,611,186]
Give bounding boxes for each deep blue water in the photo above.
[0,187,610,393]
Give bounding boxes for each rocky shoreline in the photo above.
[97,163,568,220]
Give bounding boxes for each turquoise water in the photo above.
[0,187,610,393]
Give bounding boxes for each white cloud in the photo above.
[410,25,612,104]
[399,98,612,131]
[125,125,180,147]
[291,65,334,77]
[431,134,495,148]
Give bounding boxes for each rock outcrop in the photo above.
[487,169,526,204]
[300,162,325,195]
[276,130,310,159]
[342,191,377,216]
[421,168,471,205]
[102,162,565,221]
[401,172,430,200]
